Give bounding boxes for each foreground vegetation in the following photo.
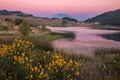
[0,39,120,80]
[27,32,75,51]
[81,49,120,80]
[0,39,84,80]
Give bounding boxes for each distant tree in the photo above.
[61,20,67,26]
[41,24,46,32]
[50,18,59,20]
[19,21,31,37]
[14,18,23,25]
[4,18,13,22]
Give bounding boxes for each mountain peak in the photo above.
[53,13,71,19]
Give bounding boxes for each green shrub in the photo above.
[19,21,31,37]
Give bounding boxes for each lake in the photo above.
[47,26,120,56]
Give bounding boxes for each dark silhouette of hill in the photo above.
[0,10,33,17]
[53,13,71,19]
[85,9,120,26]
[62,17,78,22]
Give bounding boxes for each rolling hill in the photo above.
[85,9,120,26]
[0,10,81,27]
[0,10,33,17]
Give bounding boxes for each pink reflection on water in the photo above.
[47,27,120,56]
[47,26,120,34]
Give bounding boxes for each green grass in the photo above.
[48,32,75,40]
[29,32,75,41]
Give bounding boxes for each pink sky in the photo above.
[0,0,120,20]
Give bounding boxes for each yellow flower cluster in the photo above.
[0,39,33,57]
[0,44,10,57]
[51,54,67,67]
[0,39,83,80]
[11,39,33,53]
[46,53,82,80]
[26,64,48,79]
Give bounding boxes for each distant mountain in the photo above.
[52,13,71,19]
[85,9,120,26]
[62,17,78,22]
[0,10,33,17]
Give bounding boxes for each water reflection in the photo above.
[47,27,120,56]
[98,33,120,42]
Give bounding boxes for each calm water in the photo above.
[47,27,120,56]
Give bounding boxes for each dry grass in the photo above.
[0,15,81,27]
[0,15,62,26]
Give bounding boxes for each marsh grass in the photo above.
[81,48,120,80]
[49,32,75,40]
[0,33,18,36]
[0,37,16,45]
[27,32,75,51]
[27,35,54,51]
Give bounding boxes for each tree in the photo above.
[41,24,46,32]
[61,20,67,26]
[19,21,31,37]
[14,18,23,25]
[5,18,13,22]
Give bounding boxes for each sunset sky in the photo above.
[0,0,120,20]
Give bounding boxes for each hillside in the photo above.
[0,10,33,17]
[0,10,82,27]
[0,10,92,27]
[85,9,120,26]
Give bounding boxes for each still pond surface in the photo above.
[47,27,120,56]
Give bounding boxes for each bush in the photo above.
[5,18,13,22]
[14,18,23,25]
[41,24,46,32]
[19,21,31,37]
[0,39,33,80]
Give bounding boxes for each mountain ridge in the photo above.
[0,10,33,17]
[85,9,120,26]
[52,13,71,19]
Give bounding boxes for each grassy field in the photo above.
[0,15,80,27]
